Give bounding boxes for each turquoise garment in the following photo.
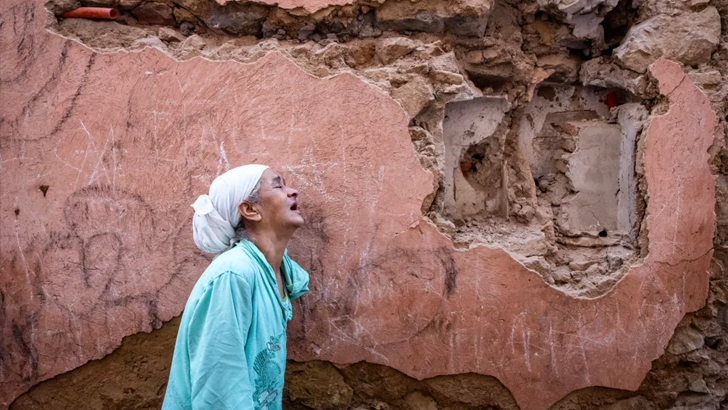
[162,240,309,410]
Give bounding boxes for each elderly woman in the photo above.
[162,164,310,410]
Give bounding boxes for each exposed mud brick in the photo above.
[423,373,519,408]
[344,41,376,67]
[339,362,419,403]
[401,391,438,410]
[375,37,416,65]
[130,2,175,25]
[687,70,723,91]
[666,326,705,355]
[391,76,434,118]
[172,6,197,25]
[580,56,652,98]
[284,361,353,410]
[10,317,181,410]
[597,396,657,410]
[204,2,269,36]
[536,53,580,83]
[613,6,721,73]
[119,0,143,9]
[376,0,492,35]
[158,26,186,42]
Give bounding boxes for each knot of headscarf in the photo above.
[191,164,269,254]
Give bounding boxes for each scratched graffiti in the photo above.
[0,7,431,405]
[1,185,207,396]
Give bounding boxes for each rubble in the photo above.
[613,6,721,73]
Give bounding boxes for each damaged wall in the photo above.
[1,0,727,408]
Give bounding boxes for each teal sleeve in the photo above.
[187,271,254,410]
[284,257,309,300]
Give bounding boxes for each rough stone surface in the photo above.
[284,361,354,410]
[537,0,618,21]
[613,7,721,73]
[665,326,705,355]
[131,2,175,26]
[597,396,656,410]
[536,54,580,83]
[579,57,652,98]
[376,0,493,36]
[158,27,186,42]
[390,76,434,118]
[558,121,624,236]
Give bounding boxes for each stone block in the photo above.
[537,53,580,83]
[204,3,268,36]
[158,27,186,42]
[131,2,174,25]
[613,7,721,73]
[391,76,434,118]
[376,37,416,65]
[376,0,492,35]
[285,361,353,410]
[598,396,656,410]
[580,57,652,98]
[666,326,705,355]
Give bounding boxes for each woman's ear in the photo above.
[238,201,262,223]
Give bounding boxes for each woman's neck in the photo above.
[246,230,290,273]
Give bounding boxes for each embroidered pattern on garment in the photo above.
[253,334,283,409]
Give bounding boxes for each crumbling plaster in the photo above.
[1,0,725,408]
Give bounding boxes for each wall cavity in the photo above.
[438,84,646,297]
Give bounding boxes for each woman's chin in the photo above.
[287,212,305,227]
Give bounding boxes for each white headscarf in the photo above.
[191,164,269,253]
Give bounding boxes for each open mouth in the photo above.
[290,202,299,211]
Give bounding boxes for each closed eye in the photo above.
[272,176,284,189]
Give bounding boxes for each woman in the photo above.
[162,164,310,410]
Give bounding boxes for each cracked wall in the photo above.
[1,0,727,408]
[440,86,645,297]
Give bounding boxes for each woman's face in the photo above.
[253,169,304,232]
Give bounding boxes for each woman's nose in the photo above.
[288,188,298,197]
